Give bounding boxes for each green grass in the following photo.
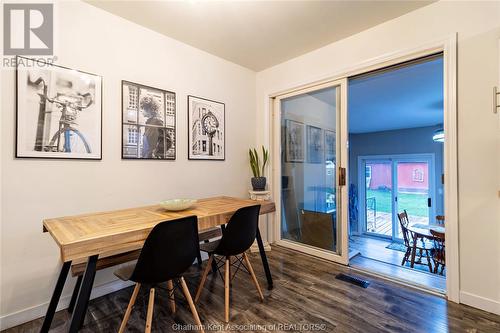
[366,189,428,217]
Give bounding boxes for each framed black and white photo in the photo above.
[324,130,336,162]
[122,81,176,160]
[307,125,323,164]
[16,56,102,159]
[285,119,305,162]
[188,95,225,161]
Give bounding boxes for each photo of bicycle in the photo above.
[16,56,102,159]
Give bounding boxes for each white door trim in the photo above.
[264,34,459,302]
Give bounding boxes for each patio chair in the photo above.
[436,215,445,226]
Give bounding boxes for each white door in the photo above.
[272,79,349,265]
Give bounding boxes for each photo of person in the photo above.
[122,81,176,159]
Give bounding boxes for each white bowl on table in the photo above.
[160,199,197,211]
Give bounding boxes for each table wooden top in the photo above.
[408,223,445,238]
[43,196,275,262]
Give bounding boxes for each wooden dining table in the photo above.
[41,196,276,333]
[407,222,445,268]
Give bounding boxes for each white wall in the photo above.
[0,1,256,328]
[256,1,500,314]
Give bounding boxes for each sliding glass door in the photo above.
[360,154,435,241]
[273,79,349,265]
[364,159,394,238]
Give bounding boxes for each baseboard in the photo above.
[460,291,500,315]
[0,279,134,331]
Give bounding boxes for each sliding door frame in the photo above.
[271,79,349,265]
[358,153,437,241]
[266,35,458,302]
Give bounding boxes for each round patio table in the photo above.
[407,223,445,269]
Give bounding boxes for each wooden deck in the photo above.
[366,211,428,236]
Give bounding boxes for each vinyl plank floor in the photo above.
[3,246,499,333]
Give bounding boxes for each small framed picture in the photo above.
[307,125,323,164]
[285,120,305,162]
[16,56,102,159]
[188,95,225,161]
[324,130,336,162]
[121,81,176,160]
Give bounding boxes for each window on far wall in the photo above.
[412,168,424,182]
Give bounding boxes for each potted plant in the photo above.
[249,146,269,191]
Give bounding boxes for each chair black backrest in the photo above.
[215,205,261,256]
[130,216,200,284]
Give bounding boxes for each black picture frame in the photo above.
[187,95,225,161]
[307,125,323,164]
[285,119,305,163]
[121,80,176,160]
[15,56,103,160]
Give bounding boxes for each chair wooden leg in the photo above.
[224,257,230,323]
[195,255,213,303]
[118,283,141,333]
[243,253,264,301]
[145,288,155,333]
[425,250,433,273]
[167,280,176,314]
[180,277,205,333]
[401,248,410,266]
[410,243,417,268]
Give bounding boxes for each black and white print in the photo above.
[188,95,225,160]
[324,130,336,162]
[285,120,305,162]
[122,81,176,160]
[307,125,323,163]
[16,56,102,159]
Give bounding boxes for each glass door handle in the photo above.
[428,198,432,207]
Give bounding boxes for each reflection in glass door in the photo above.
[276,79,348,264]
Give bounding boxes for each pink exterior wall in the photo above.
[367,162,429,191]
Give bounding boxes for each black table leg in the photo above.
[256,227,273,290]
[196,252,203,267]
[40,261,71,333]
[68,255,98,333]
[67,275,83,314]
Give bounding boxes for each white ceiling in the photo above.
[85,0,434,71]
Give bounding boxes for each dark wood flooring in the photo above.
[3,246,500,333]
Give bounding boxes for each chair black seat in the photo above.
[195,204,264,323]
[113,216,205,333]
[199,240,220,254]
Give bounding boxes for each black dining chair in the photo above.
[194,205,264,323]
[114,216,204,333]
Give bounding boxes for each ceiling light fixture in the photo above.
[432,128,444,143]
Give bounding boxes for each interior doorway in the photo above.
[347,54,446,293]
